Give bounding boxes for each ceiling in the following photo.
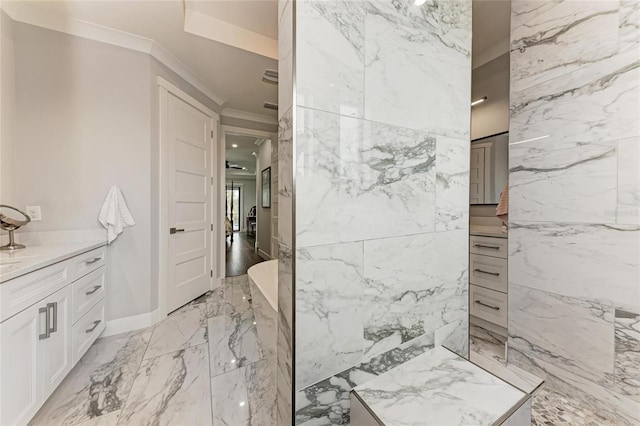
[472,0,511,68]
[19,0,278,117]
[225,134,262,177]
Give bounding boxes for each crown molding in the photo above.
[1,1,227,107]
[221,108,278,125]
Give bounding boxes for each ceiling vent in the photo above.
[263,102,278,111]
[262,69,278,84]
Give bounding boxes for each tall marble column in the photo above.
[277,1,472,424]
[507,1,640,424]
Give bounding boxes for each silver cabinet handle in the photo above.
[39,307,50,340]
[475,300,500,311]
[85,285,102,295]
[473,244,500,250]
[169,228,185,234]
[85,257,102,264]
[474,268,500,276]
[47,302,58,333]
[85,320,102,333]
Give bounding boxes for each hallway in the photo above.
[30,275,275,426]
[226,232,265,277]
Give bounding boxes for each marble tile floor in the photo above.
[30,274,275,426]
[470,324,619,426]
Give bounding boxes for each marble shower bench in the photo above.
[350,346,531,426]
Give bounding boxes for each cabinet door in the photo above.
[39,285,73,402]
[0,304,41,425]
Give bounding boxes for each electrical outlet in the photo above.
[25,206,42,221]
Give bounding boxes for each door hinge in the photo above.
[211,130,214,139]
[211,224,213,231]
[210,270,213,278]
[210,177,214,185]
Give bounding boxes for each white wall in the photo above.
[256,139,271,257]
[471,53,509,140]
[11,22,153,321]
[0,11,15,204]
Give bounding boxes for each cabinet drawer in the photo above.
[71,247,106,281]
[470,285,507,328]
[72,267,106,324]
[470,254,507,293]
[71,298,105,365]
[470,235,507,259]
[0,261,71,323]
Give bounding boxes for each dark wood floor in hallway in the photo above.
[225,232,265,277]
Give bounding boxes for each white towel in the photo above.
[99,186,136,244]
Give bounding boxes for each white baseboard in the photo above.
[103,309,159,337]
[257,248,272,260]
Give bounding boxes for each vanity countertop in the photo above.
[353,346,528,425]
[0,239,106,284]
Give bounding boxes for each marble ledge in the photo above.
[352,346,529,426]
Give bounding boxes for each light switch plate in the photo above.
[25,206,42,221]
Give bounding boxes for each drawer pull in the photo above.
[474,268,500,277]
[85,257,102,265]
[85,320,102,333]
[85,285,102,295]
[475,300,500,311]
[473,244,500,250]
[47,302,58,333]
[39,307,50,340]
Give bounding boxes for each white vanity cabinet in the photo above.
[469,234,508,329]
[0,244,107,425]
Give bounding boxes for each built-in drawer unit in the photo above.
[470,235,507,259]
[0,260,71,323]
[470,284,507,328]
[70,246,106,281]
[72,266,106,323]
[71,298,106,365]
[470,254,508,293]
[0,243,107,426]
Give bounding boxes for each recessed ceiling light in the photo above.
[232,144,238,148]
[414,0,427,5]
[471,97,487,106]
[242,167,248,170]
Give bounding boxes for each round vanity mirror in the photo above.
[0,205,31,250]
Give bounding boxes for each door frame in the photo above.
[219,125,276,280]
[157,76,220,320]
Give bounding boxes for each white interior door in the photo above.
[167,92,213,313]
[470,146,486,204]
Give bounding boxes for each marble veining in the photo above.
[614,309,640,402]
[353,346,527,426]
[296,0,365,117]
[277,244,294,426]
[295,332,434,425]
[30,329,152,426]
[143,302,208,360]
[118,344,212,425]
[362,230,468,359]
[510,0,624,92]
[435,137,471,232]
[509,284,615,387]
[502,398,531,426]
[278,109,293,248]
[295,241,364,390]
[277,0,292,119]
[296,107,439,247]
[364,0,471,138]
[31,275,277,426]
[617,137,640,225]
[509,221,640,312]
[509,139,618,223]
[508,347,640,425]
[211,359,276,426]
